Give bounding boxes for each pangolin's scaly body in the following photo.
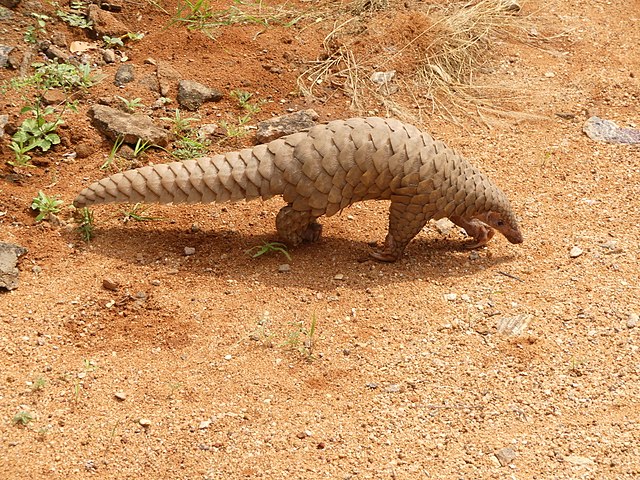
[74,117,522,261]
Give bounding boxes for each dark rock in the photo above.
[0,0,20,8]
[177,80,223,111]
[0,242,27,291]
[98,0,123,12]
[89,104,172,147]
[255,109,319,143]
[114,64,135,86]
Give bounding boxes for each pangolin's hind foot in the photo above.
[370,199,431,262]
[449,215,495,249]
[276,205,322,246]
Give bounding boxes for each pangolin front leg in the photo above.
[449,215,495,249]
[275,205,323,245]
[370,198,431,262]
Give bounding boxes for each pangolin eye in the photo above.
[496,219,505,226]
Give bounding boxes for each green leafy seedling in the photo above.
[246,242,291,261]
[12,411,34,426]
[116,96,144,113]
[122,203,162,222]
[31,191,63,222]
[77,207,95,242]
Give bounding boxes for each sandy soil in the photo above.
[1,0,639,478]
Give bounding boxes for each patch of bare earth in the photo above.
[1,0,639,478]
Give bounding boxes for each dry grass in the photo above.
[298,0,542,123]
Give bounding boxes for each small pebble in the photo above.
[224,354,232,360]
[184,247,196,256]
[103,277,119,291]
[333,274,345,281]
[150,279,161,286]
[444,293,457,301]
[627,313,638,329]
[199,420,211,429]
[278,264,290,273]
[114,391,126,401]
[494,447,516,466]
[569,246,583,258]
[139,418,151,427]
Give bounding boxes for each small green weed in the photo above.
[31,376,47,391]
[116,96,144,113]
[246,241,291,261]
[171,136,210,160]
[12,411,34,426]
[28,61,100,91]
[31,191,63,222]
[122,203,162,222]
[282,315,318,361]
[169,0,302,38]
[102,32,144,49]
[161,109,199,136]
[132,138,153,158]
[100,135,125,171]
[77,207,95,242]
[56,2,93,30]
[9,102,64,166]
[24,13,50,43]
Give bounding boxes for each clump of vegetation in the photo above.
[24,13,50,43]
[246,242,291,261]
[56,0,93,30]
[282,315,319,361]
[122,203,162,223]
[169,0,303,39]
[31,191,64,222]
[12,411,34,426]
[77,207,95,242]
[9,102,64,166]
[298,0,534,122]
[220,89,264,141]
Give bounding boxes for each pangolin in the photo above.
[74,117,523,261]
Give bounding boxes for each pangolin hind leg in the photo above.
[275,205,323,246]
[370,199,431,262]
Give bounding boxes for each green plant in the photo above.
[122,203,162,222]
[103,35,124,48]
[9,102,64,166]
[230,89,262,115]
[161,109,199,136]
[24,13,49,43]
[282,315,318,360]
[246,241,291,261]
[12,411,34,426]
[56,9,93,29]
[132,138,153,158]
[17,61,101,91]
[31,191,64,222]
[100,135,125,171]
[171,136,210,160]
[31,376,47,391]
[77,207,94,242]
[169,0,302,38]
[116,96,144,113]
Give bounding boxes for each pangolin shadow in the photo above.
[69,225,520,288]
